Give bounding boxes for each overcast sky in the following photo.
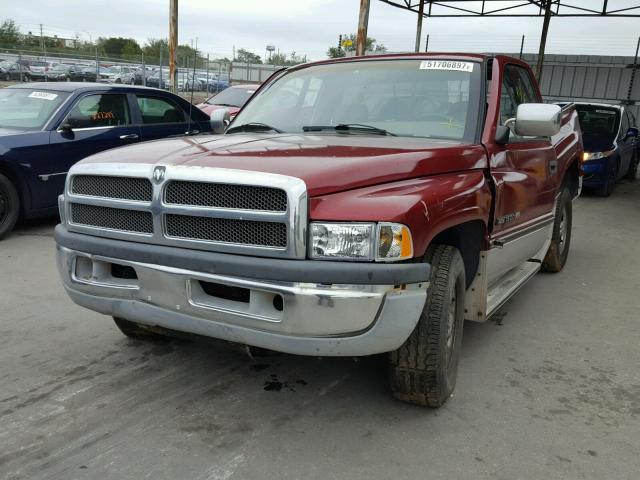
[4,0,640,60]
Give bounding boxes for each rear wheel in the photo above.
[388,245,466,408]
[0,173,19,240]
[113,317,169,341]
[542,186,572,273]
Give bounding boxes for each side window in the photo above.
[136,96,186,124]
[64,94,131,129]
[500,65,544,140]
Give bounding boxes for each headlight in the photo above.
[310,222,413,262]
[582,149,614,161]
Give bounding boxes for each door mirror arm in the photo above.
[58,123,73,134]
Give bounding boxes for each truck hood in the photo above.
[80,133,487,197]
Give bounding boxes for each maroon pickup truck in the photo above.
[55,54,583,407]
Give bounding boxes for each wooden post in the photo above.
[415,0,425,53]
[356,0,371,57]
[169,0,178,93]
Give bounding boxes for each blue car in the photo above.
[575,103,639,196]
[0,82,212,238]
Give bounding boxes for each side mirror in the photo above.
[59,122,73,133]
[625,127,638,139]
[514,103,562,137]
[210,108,231,134]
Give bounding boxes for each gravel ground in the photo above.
[0,181,639,480]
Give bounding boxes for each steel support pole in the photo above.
[415,0,425,53]
[169,0,178,93]
[627,36,640,103]
[536,0,552,82]
[356,0,371,57]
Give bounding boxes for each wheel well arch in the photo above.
[0,160,29,215]
[563,156,581,198]
[428,220,487,288]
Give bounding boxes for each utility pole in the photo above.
[169,0,178,93]
[356,0,370,56]
[415,0,425,53]
[536,0,552,82]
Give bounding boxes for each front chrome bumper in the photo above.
[57,245,428,356]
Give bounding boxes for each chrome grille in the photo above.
[165,214,287,248]
[71,203,153,234]
[72,175,152,202]
[165,181,287,212]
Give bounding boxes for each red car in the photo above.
[196,84,257,119]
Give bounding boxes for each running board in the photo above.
[486,261,541,319]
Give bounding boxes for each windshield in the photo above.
[51,64,69,72]
[208,87,256,107]
[231,59,481,140]
[576,105,619,137]
[0,88,69,130]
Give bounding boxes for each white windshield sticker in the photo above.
[28,91,58,101]
[419,60,474,72]
[595,109,615,115]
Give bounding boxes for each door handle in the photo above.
[119,134,139,140]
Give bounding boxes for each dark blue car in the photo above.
[575,103,639,196]
[0,82,212,238]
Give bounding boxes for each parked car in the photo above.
[99,66,135,84]
[146,73,169,89]
[196,84,257,119]
[54,54,582,407]
[28,61,59,81]
[574,102,638,195]
[0,83,213,238]
[0,61,30,81]
[81,66,99,82]
[46,64,85,82]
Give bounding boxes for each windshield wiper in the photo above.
[226,122,283,134]
[214,103,238,107]
[302,123,396,136]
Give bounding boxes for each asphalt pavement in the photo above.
[1,181,639,480]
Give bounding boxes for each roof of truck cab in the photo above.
[291,52,499,69]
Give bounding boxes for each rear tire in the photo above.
[113,317,169,341]
[542,186,573,273]
[0,173,19,240]
[388,245,466,408]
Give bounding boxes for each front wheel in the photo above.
[625,151,638,180]
[596,158,619,197]
[0,173,20,240]
[388,245,466,407]
[542,186,572,273]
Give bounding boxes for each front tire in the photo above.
[625,151,638,180]
[596,158,618,197]
[0,173,20,240]
[388,245,466,408]
[113,317,168,341]
[542,186,572,273]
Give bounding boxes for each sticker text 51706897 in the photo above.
[419,61,475,73]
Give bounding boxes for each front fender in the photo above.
[309,171,493,257]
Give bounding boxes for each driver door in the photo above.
[37,93,140,209]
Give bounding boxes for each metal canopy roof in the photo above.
[378,0,640,17]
